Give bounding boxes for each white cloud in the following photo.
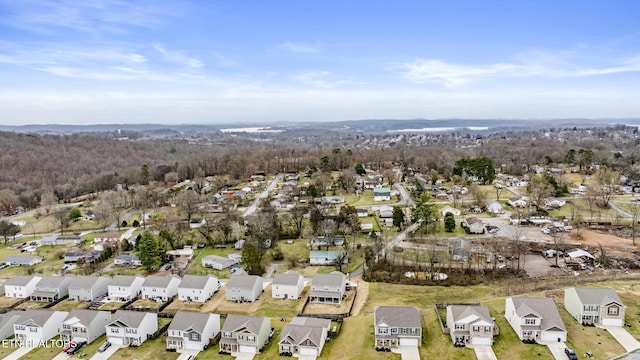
[279,41,322,54]
[294,71,356,88]
[153,44,204,68]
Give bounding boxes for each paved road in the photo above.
[473,345,498,360]
[605,326,640,352]
[382,223,419,258]
[243,174,283,218]
[394,183,415,207]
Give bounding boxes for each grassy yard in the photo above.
[110,335,178,360]
[186,245,241,278]
[50,299,88,312]
[15,300,49,310]
[98,301,125,311]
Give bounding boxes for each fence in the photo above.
[43,295,69,309]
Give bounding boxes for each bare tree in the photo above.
[40,190,58,216]
[550,231,565,266]
[0,189,19,215]
[527,176,555,212]
[594,165,616,207]
[174,189,203,223]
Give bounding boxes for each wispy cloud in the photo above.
[0,0,178,34]
[279,41,322,54]
[294,71,355,88]
[153,44,203,68]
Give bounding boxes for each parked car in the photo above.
[565,347,578,360]
[98,341,111,352]
[67,341,86,355]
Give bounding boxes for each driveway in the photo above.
[540,340,567,360]
[472,345,497,360]
[605,326,640,352]
[177,349,200,360]
[298,355,317,360]
[89,344,122,360]
[3,346,35,360]
[392,346,421,360]
[234,352,255,360]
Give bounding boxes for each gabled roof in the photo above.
[16,309,63,327]
[572,288,625,307]
[169,311,216,334]
[5,275,41,287]
[227,274,262,290]
[110,275,144,287]
[69,276,109,289]
[448,304,493,325]
[273,271,303,287]
[142,275,180,288]
[311,272,345,289]
[221,314,268,335]
[35,276,71,289]
[0,311,22,328]
[3,256,42,265]
[179,275,218,290]
[280,323,325,348]
[202,255,231,264]
[63,309,108,327]
[107,310,153,328]
[374,306,421,328]
[510,297,566,332]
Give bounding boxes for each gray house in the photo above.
[30,276,74,302]
[226,275,263,303]
[219,314,271,355]
[61,309,111,344]
[0,311,21,340]
[68,276,111,301]
[374,306,422,349]
[309,272,347,304]
[3,255,43,266]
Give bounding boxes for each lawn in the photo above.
[185,245,241,278]
[0,243,72,278]
[343,192,397,207]
[0,296,22,308]
[50,299,88,312]
[130,298,162,310]
[254,286,308,319]
[98,301,125,311]
[110,335,178,360]
[14,300,49,310]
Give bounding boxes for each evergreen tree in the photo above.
[444,212,456,232]
[392,206,405,229]
[241,243,264,275]
[138,231,162,271]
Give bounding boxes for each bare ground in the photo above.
[350,277,369,316]
[303,289,356,315]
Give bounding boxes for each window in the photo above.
[608,307,619,315]
[472,326,480,332]
[110,328,119,333]
[454,323,465,330]
[484,326,492,333]
[378,327,389,335]
[30,327,38,333]
[16,325,25,331]
[63,324,71,330]
[401,328,407,334]
[524,318,536,325]
[223,332,232,338]
[522,330,533,337]
[190,332,200,341]
[247,335,255,342]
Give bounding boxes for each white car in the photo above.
[541,227,551,234]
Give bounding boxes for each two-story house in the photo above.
[108,275,145,301]
[226,275,263,303]
[374,306,422,349]
[309,272,346,304]
[446,304,497,346]
[68,276,111,302]
[0,311,21,340]
[13,310,68,346]
[141,275,181,301]
[166,311,220,352]
[219,314,271,355]
[279,316,330,357]
[272,271,304,300]
[105,310,158,346]
[61,309,111,344]
[30,276,74,302]
[564,287,626,327]
[505,297,567,342]
[177,275,220,303]
[4,275,42,298]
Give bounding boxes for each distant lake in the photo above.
[219,127,283,133]
[389,126,489,132]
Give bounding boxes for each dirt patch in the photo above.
[163,285,227,314]
[0,296,21,308]
[215,284,269,314]
[350,277,368,316]
[303,289,356,315]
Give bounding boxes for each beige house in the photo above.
[564,287,626,327]
[446,304,497,346]
[279,317,330,357]
[219,314,271,355]
[505,297,566,342]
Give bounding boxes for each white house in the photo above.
[30,276,74,302]
[226,275,263,303]
[272,271,304,300]
[373,187,391,201]
[3,256,43,266]
[564,287,626,327]
[309,272,346,304]
[13,310,68,346]
[106,310,158,346]
[4,275,42,298]
[141,275,181,301]
[108,275,145,301]
[202,255,236,270]
[178,275,220,303]
[166,311,220,352]
[309,251,346,265]
[505,297,567,342]
[68,276,110,302]
[440,206,462,217]
[446,304,497,346]
[374,306,422,349]
[0,312,21,340]
[113,253,142,266]
[279,317,330,357]
[61,310,111,344]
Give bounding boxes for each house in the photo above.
[279,316,331,357]
[42,235,85,246]
[189,218,206,229]
[449,237,472,261]
[13,310,68,345]
[446,304,497,346]
[356,208,369,218]
[485,200,504,215]
[30,275,73,302]
[374,306,422,349]
[505,297,567,342]
[166,311,220,352]
[309,250,346,265]
[92,232,121,251]
[507,197,528,208]
[61,310,111,344]
[360,220,374,231]
[113,253,142,266]
[3,255,43,266]
[4,275,42,298]
[564,287,626,327]
[272,270,304,300]
[64,249,101,263]
[165,246,194,260]
[309,272,346,304]
[219,314,271,355]
[226,275,263,302]
[178,275,219,303]
[462,217,486,234]
[373,187,392,201]
[314,196,345,206]
[309,236,345,247]
[202,255,236,270]
[106,310,158,346]
[68,276,110,301]
[440,206,461,217]
[544,198,566,209]
[108,275,145,301]
[141,275,181,301]
[0,311,21,340]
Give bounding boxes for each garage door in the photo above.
[541,331,566,342]
[399,338,419,346]
[300,347,318,356]
[109,337,124,345]
[602,318,623,327]
[471,337,492,345]
[239,345,257,354]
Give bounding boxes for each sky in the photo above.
[1,0,640,125]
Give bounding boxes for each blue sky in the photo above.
[1,0,640,125]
